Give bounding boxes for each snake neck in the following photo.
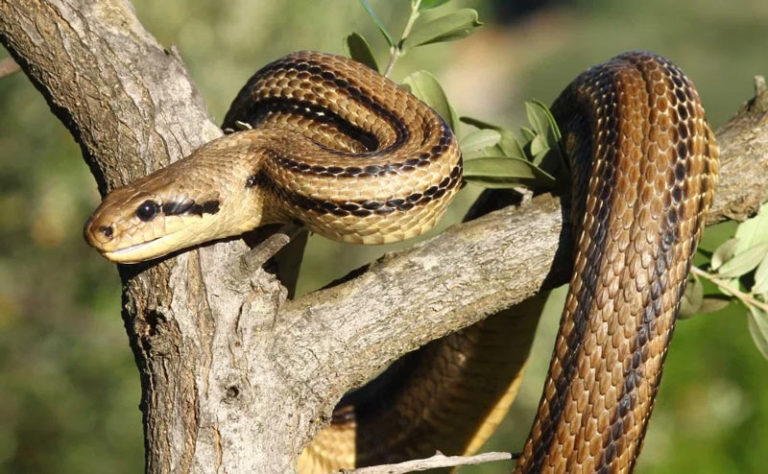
[84,130,279,262]
[514,51,718,473]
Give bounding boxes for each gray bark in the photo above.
[1,0,767,472]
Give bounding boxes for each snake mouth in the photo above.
[102,233,180,263]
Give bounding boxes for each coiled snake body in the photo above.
[85,51,718,472]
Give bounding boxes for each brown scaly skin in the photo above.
[514,51,718,473]
[84,51,718,473]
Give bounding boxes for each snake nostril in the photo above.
[99,225,114,240]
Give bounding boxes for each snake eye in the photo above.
[136,200,160,221]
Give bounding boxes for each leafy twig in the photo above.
[383,0,422,76]
[690,266,768,313]
[357,0,396,48]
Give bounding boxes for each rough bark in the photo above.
[1,1,767,473]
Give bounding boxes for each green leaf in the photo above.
[753,252,768,295]
[499,132,527,160]
[463,156,556,188]
[402,70,458,131]
[697,296,732,315]
[345,32,379,72]
[523,100,568,183]
[459,116,499,130]
[460,129,501,157]
[519,127,536,143]
[357,0,396,48]
[717,242,768,278]
[525,100,561,145]
[697,220,738,253]
[459,116,526,159]
[462,105,566,189]
[718,277,743,298]
[747,306,768,361]
[403,8,482,48]
[679,276,704,318]
[529,134,549,161]
[418,0,451,10]
[734,201,768,254]
[711,238,739,271]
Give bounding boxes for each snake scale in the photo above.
[85,50,718,473]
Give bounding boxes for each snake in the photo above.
[84,50,718,473]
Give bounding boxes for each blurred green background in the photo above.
[1,0,766,472]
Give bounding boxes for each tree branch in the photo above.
[281,97,768,407]
[341,451,514,473]
[2,0,767,473]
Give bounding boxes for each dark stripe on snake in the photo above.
[527,69,623,472]
[243,58,413,151]
[162,199,220,217]
[268,123,454,179]
[246,161,462,218]
[596,56,661,472]
[596,57,694,472]
[243,97,382,152]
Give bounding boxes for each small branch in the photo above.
[397,0,421,47]
[383,47,400,77]
[383,0,421,77]
[340,451,513,474]
[752,75,768,113]
[239,223,304,273]
[691,266,768,313]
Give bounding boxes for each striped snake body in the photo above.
[85,51,718,473]
[516,51,717,473]
[85,52,461,263]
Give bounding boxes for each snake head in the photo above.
[84,134,267,263]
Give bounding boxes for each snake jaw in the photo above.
[85,205,258,263]
[84,135,270,262]
[100,232,182,263]
[85,190,263,263]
